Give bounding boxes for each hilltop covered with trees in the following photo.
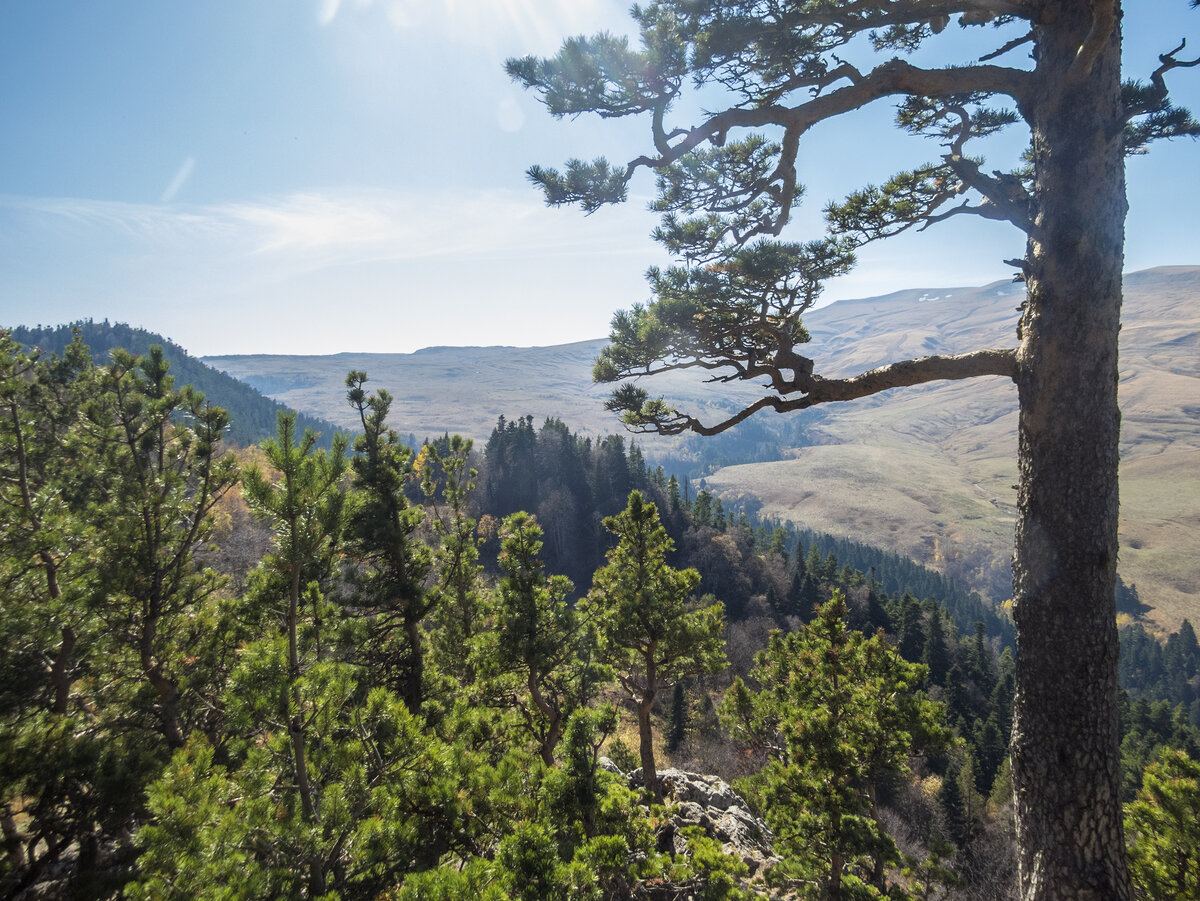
[11,321,343,449]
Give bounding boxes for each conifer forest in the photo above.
[4,2,1200,900]
[3,333,1200,900]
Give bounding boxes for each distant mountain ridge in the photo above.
[204,266,1200,628]
[706,266,1200,627]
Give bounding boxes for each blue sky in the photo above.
[1,1,1196,356]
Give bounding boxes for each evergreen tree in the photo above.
[805,544,825,583]
[767,526,790,562]
[943,664,970,728]
[667,474,682,512]
[923,607,951,687]
[667,682,688,754]
[1,336,236,895]
[91,347,240,750]
[782,567,805,621]
[897,595,926,664]
[510,5,1200,892]
[721,593,952,897]
[423,435,485,689]
[344,371,433,713]
[242,412,349,882]
[486,512,595,765]
[821,551,840,584]
[865,581,891,635]
[972,714,1008,796]
[991,669,1017,744]
[692,489,715,528]
[1125,748,1200,900]
[938,759,971,850]
[968,621,997,696]
[797,574,822,624]
[583,491,727,797]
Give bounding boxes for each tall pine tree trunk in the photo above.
[404,609,423,715]
[140,587,185,750]
[1011,5,1130,898]
[638,645,660,798]
[636,694,658,798]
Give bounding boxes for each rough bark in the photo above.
[637,694,658,799]
[140,590,185,750]
[1010,4,1130,899]
[528,669,563,767]
[643,350,1017,435]
[404,609,423,716]
[49,625,75,715]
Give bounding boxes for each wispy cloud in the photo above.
[160,157,196,203]
[3,187,657,262]
[316,0,341,27]
[0,186,665,354]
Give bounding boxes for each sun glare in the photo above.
[319,0,618,49]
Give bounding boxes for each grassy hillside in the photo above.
[706,267,1200,629]
[202,341,801,473]
[205,267,1199,627]
[10,320,345,448]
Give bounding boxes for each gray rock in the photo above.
[626,767,775,874]
[597,756,624,776]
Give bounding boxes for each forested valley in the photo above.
[4,333,1200,900]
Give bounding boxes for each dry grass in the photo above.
[205,267,1200,629]
[711,268,1200,628]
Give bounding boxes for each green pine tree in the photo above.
[344,370,433,713]
[583,491,727,798]
[1125,748,1200,900]
[720,593,952,898]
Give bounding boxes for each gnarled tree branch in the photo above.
[620,349,1018,436]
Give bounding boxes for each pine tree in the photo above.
[865,580,891,635]
[923,607,951,687]
[583,491,726,797]
[667,682,688,754]
[721,593,952,897]
[1125,748,1200,900]
[968,621,997,696]
[91,347,240,750]
[345,371,433,713]
[667,474,682,512]
[897,595,926,664]
[242,411,349,890]
[488,512,594,765]
[798,573,822,624]
[510,6,1200,893]
[1,336,236,893]
[938,759,971,850]
[423,435,485,689]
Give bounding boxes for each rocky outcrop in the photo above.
[609,762,779,880]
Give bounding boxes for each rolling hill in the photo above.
[9,320,345,449]
[203,266,1200,628]
[705,266,1200,628]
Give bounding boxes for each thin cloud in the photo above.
[1,186,660,272]
[0,186,662,355]
[316,0,340,26]
[160,157,196,204]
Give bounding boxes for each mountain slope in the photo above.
[706,267,1200,627]
[204,266,1200,628]
[10,320,344,448]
